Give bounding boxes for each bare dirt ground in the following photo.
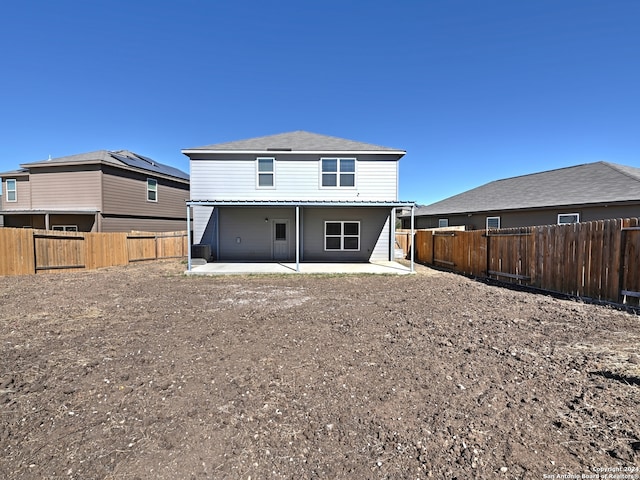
[1,260,639,480]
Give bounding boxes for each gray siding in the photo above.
[196,206,392,262]
[218,208,296,261]
[190,154,398,202]
[408,202,640,230]
[302,207,391,262]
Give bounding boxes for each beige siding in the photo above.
[2,177,32,210]
[102,166,189,218]
[29,166,102,210]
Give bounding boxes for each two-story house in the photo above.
[401,161,640,230]
[0,150,190,232]
[182,131,415,271]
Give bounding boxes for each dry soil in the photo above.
[1,260,639,479]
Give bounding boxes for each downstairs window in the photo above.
[325,221,360,251]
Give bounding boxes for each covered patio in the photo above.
[185,200,416,274]
[184,260,413,276]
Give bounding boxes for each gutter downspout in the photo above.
[186,204,191,272]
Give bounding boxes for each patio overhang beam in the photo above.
[186,200,415,208]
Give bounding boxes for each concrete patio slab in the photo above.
[185,261,413,275]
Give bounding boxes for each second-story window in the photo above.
[147,178,158,202]
[257,158,275,188]
[6,179,17,202]
[321,158,355,187]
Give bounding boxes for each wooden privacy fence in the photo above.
[0,228,188,276]
[398,218,640,307]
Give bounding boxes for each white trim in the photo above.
[558,213,580,224]
[486,216,500,229]
[319,157,356,189]
[324,220,360,251]
[256,157,276,189]
[147,178,158,202]
[183,149,406,156]
[5,179,17,202]
[52,225,78,231]
[438,218,449,228]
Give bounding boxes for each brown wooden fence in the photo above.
[0,228,188,276]
[397,218,640,306]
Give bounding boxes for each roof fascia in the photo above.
[182,149,406,157]
[22,159,189,183]
[187,200,415,208]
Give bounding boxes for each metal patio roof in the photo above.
[186,199,415,207]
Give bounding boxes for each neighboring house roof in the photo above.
[0,168,29,177]
[183,130,405,155]
[15,150,189,181]
[413,161,640,216]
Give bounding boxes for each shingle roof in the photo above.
[184,131,404,153]
[19,150,189,181]
[415,161,640,216]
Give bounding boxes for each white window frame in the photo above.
[147,178,158,202]
[6,179,17,202]
[256,157,275,189]
[320,158,356,188]
[486,216,500,230]
[52,225,78,232]
[324,221,360,251]
[438,218,449,228]
[558,213,580,225]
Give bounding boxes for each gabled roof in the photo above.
[183,131,405,155]
[18,150,189,181]
[414,161,640,216]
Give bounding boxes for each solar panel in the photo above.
[110,152,189,181]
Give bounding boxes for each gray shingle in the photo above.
[415,161,640,215]
[186,131,404,152]
[20,150,188,181]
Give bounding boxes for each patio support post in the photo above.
[186,204,192,272]
[410,204,415,273]
[295,205,300,272]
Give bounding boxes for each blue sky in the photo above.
[1,0,638,205]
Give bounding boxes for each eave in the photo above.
[182,149,406,157]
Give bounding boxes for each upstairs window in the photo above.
[325,221,360,251]
[147,178,158,202]
[321,158,355,188]
[558,213,579,224]
[257,158,275,188]
[6,179,17,202]
[486,216,500,230]
[438,218,449,228]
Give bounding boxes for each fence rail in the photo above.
[397,217,640,307]
[0,228,188,276]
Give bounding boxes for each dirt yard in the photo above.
[1,260,639,479]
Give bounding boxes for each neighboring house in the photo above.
[0,150,190,232]
[401,161,640,230]
[183,131,414,266]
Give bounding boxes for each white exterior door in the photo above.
[272,220,289,260]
